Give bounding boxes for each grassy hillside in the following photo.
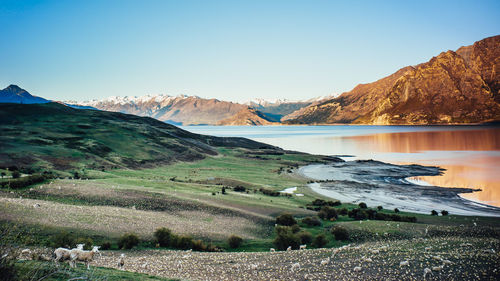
[0,102,274,175]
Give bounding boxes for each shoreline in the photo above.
[297,161,500,217]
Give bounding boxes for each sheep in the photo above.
[286,246,292,252]
[362,256,372,263]
[442,259,453,265]
[432,265,443,271]
[118,254,125,270]
[270,248,275,252]
[353,266,362,272]
[423,267,433,278]
[299,245,307,250]
[54,244,84,264]
[250,263,259,270]
[291,262,300,272]
[32,203,40,208]
[370,249,380,254]
[399,260,409,266]
[70,246,100,269]
[320,257,330,266]
[424,246,432,251]
[432,255,443,262]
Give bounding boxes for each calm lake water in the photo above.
[183,125,500,207]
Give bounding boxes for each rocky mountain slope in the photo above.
[285,35,500,125]
[0,85,50,104]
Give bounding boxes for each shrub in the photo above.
[228,235,243,249]
[221,186,226,194]
[441,210,449,216]
[302,216,321,227]
[12,171,20,179]
[358,202,367,209]
[311,199,326,206]
[431,210,438,216]
[377,206,383,211]
[260,188,280,196]
[51,231,75,248]
[192,239,207,251]
[291,224,301,233]
[118,233,139,249]
[276,213,297,226]
[298,231,312,244]
[328,200,342,206]
[338,208,348,216]
[312,233,328,248]
[100,241,112,250]
[273,226,300,250]
[75,237,93,250]
[318,206,338,220]
[175,235,194,250]
[233,186,246,192]
[394,208,400,213]
[154,227,173,247]
[348,208,368,220]
[331,226,349,241]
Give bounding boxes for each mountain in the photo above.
[0,85,50,104]
[0,102,276,172]
[245,99,314,122]
[74,95,277,126]
[217,107,277,125]
[285,35,500,125]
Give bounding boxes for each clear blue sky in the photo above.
[1,0,499,102]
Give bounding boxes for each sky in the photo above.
[1,0,499,103]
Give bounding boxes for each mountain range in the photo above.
[285,35,500,125]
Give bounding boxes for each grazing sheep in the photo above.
[399,260,409,266]
[299,245,307,250]
[432,265,443,271]
[432,255,443,262]
[424,246,432,251]
[32,203,40,208]
[320,257,330,266]
[118,254,125,270]
[370,249,380,254]
[353,266,362,272]
[423,267,433,278]
[286,246,292,252]
[54,244,84,264]
[362,256,372,263]
[70,246,100,269]
[442,259,453,265]
[250,263,259,270]
[270,248,275,252]
[291,262,300,272]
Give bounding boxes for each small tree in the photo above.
[312,233,328,248]
[273,226,300,250]
[276,213,297,226]
[331,226,349,241]
[298,231,312,244]
[318,206,338,220]
[358,202,368,209]
[221,186,226,194]
[377,206,383,211]
[12,171,20,179]
[394,208,400,213]
[0,172,5,179]
[431,210,439,216]
[154,227,173,247]
[441,210,449,216]
[302,216,321,227]
[118,233,139,249]
[228,235,243,249]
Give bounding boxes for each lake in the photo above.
[183,125,500,208]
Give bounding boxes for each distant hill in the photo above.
[0,85,50,104]
[73,95,278,126]
[0,102,276,173]
[285,35,500,125]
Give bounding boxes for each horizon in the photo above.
[1,0,499,103]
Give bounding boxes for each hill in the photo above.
[285,35,500,125]
[0,102,275,173]
[0,85,50,104]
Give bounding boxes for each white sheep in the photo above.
[432,255,443,262]
[442,259,453,265]
[423,267,432,278]
[320,257,330,266]
[370,249,380,254]
[70,246,100,269]
[431,265,443,271]
[424,246,432,251]
[353,266,362,272]
[299,245,307,250]
[270,248,275,252]
[286,246,292,252]
[291,262,300,272]
[54,244,84,264]
[399,260,409,266]
[118,253,125,270]
[362,256,372,263]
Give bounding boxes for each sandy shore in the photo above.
[298,160,500,217]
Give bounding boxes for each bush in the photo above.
[331,226,349,241]
[318,206,338,220]
[175,235,194,250]
[192,239,206,251]
[441,210,449,216]
[431,210,438,216]
[75,237,93,250]
[51,231,75,248]
[221,186,226,194]
[302,216,321,227]
[377,206,383,211]
[233,186,246,192]
[348,208,368,220]
[273,226,300,250]
[12,171,20,179]
[394,208,400,213]
[291,224,301,233]
[260,188,280,196]
[358,202,367,209]
[100,241,112,250]
[312,233,328,248]
[118,233,139,249]
[328,200,342,206]
[338,208,348,216]
[154,227,173,247]
[311,199,326,206]
[298,231,312,244]
[276,213,297,226]
[228,235,243,249]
